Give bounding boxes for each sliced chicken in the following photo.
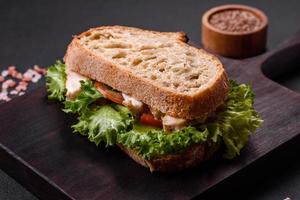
[122,93,144,114]
[66,69,87,99]
[162,115,188,132]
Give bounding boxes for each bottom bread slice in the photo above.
[118,142,219,172]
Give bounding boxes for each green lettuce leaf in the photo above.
[205,80,263,159]
[117,124,209,160]
[63,80,103,113]
[46,60,66,101]
[117,80,262,159]
[72,104,133,146]
[70,80,262,159]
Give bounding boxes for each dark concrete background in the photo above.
[0,0,300,199]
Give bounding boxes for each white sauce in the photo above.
[162,115,187,132]
[122,93,144,113]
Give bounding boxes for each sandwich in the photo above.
[46,26,262,172]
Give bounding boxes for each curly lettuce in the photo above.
[118,124,209,159]
[73,104,133,146]
[205,80,263,159]
[118,80,262,159]
[46,60,66,101]
[63,80,103,114]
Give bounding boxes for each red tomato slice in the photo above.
[95,82,124,105]
[140,113,163,128]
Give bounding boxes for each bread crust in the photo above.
[118,142,219,172]
[64,26,229,119]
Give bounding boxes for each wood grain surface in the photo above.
[0,32,299,200]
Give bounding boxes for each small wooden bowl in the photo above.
[202,4,268,58]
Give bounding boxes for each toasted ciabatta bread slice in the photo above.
[64,26,229,119]
[118,142,219,172]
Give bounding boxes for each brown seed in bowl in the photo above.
[202,4,268,58]
[209,9,262,33]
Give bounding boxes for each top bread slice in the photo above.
[64,26,229,119]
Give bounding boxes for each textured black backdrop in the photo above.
[0,0,300,199]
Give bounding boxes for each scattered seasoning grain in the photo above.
[0,91,11,102]
[8,66,16,70]
[1,70,8,77]
[209,9,262,33]
[10,90,18,95]
[15,72,23,79]
[16,83,27,92]
[23,69,42,83]
[22,76,32,82]
[34,65,47,75]
[7,79,16,87]
[32,73,42,83]
[2,79,16,90]
[19,81,28,86]
[18,91,25,96]
[0,64,46,102]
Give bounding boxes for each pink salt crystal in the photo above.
[7,80,16,87]
[1,64,45,101]
[10,90,18,95]
[16,84,27,92]
[8,66,16,71]
[19,81,28,86]
[15,72,23,79]
[32,73,42,83]
[1,70,8,77]
[0,91,11,102]
[33,65,46,75]
[11,70,18,77]
[22,76,32,82]
[8,66,17,76]
[2,79,16,89]
[18,92,25,96]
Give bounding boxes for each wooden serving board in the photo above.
[0,31,300,200]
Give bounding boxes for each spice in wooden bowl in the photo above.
[209,9,262,33]
[202,4,268,58]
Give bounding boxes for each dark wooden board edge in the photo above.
[1,86,299,200]
[0,143,73,200]
[197,133,300,199]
